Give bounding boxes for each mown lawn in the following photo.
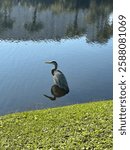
[0,100,112,150]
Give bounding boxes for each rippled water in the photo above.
[0,0,113,115]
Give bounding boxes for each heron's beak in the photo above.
[44,94,56,100]
[45,61,52,64]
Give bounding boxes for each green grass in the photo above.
[0,100,112,150]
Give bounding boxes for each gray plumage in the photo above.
[52,70,69,92]
[45,61,69,93]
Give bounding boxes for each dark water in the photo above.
[0,0,113,115]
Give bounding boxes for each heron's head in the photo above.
[45,61,57,66]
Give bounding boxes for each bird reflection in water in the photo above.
[44,61,69,100]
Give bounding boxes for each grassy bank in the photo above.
[0,100,112,150]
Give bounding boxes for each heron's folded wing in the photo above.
[53,70,69,91]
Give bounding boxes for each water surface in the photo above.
[0,0,113,115]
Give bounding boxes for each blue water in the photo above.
[0,37,112,115]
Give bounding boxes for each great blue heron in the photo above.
[44,61,69,100]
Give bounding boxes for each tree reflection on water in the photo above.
[0,0,113,43]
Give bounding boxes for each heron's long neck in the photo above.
[51,63,58,75]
